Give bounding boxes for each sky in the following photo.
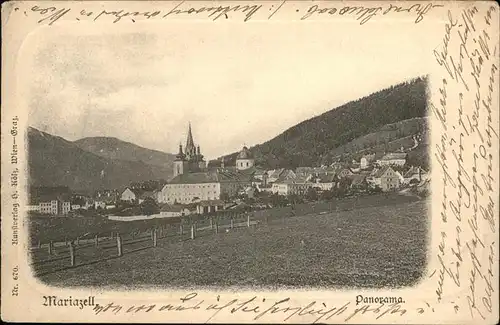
[22,20,437,160]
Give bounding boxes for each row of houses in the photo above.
[268,165,427,196]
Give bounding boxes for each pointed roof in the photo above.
[186,122,195,152]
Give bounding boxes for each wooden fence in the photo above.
[29,210,264,276]
[29,193,417,276]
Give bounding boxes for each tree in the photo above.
[140,197,159,216]
[270,193,288,207]
[320,189,334,201]
[305,187,318,202]
[287,193,303,205]
[220,192,230,202]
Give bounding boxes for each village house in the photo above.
[266,168,296,184]
[94,201,106,209]
[403,166,427,184]
[311,173,339,191]
[120,187,138,203]
[338,168,354,178]
[138,191,156,204]
[31,194,71,215]
[371,166,401,191]
[349,174,369,190]
[378,153,407,167]
[195,199,225,214]
[272,176,313,196]
[159,204,192,218]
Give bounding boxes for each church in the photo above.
[172,123,207,177]
[159,123,258,204]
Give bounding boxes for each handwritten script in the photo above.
[11,1,444,25]
[430,3,498,322]
[92,292,414,323]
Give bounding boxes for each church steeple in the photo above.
[185,122,196,158]
[175,143,185,160]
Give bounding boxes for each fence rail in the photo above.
[30,194,415,276]
[29,210,266,276]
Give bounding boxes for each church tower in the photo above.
[174,122,206,175]
[173,144,188,177]
[236,146,254,170]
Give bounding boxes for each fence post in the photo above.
[117,233,123,257]
[69,242,75,266]
[110,231,114,239]
[210,217,213,229]
[180,224,184,235]
[230,217,234,229]
[37,240,41,249]
[153,228,158,247]
[76,237,80,246]
[94,234,99,247]
[191,224,195,240]
[247,214,250,228]
[48,241,53,255]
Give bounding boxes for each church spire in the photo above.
[186,122,195,149]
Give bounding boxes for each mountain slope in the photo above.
[28,128,169,192]
[214,76,428,169]
[74,137,174,180]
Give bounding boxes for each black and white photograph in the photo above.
[25,17,432,290]
[1,1,498,323]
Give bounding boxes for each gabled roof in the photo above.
[139,191,156,199]
[167,169,254,185]
[282,174,310,184]
[381,152,407,160]
[168,172,219,184]
[35,193,71,203]
[267,168,285,179]
[316,173,337,183]
[372,166,394,178]
[404,166,425,177]
[197,199,225,207]
[160,204,184,212]
[350,174,368,186]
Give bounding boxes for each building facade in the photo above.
[378,153,407,166]
[120,188,137,202]
[378,166,401,191]
[162,139,255,204]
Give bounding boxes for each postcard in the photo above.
[1,0,498,323]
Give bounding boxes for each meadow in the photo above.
[36,194,429,289]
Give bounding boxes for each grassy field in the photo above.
[37,195,429,289]
[28,193,420,245]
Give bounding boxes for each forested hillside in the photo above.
[213,76,428,169]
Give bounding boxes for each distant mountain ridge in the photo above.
[213,76,428,169]
[28,127,174,192]
[74,136,175,179]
